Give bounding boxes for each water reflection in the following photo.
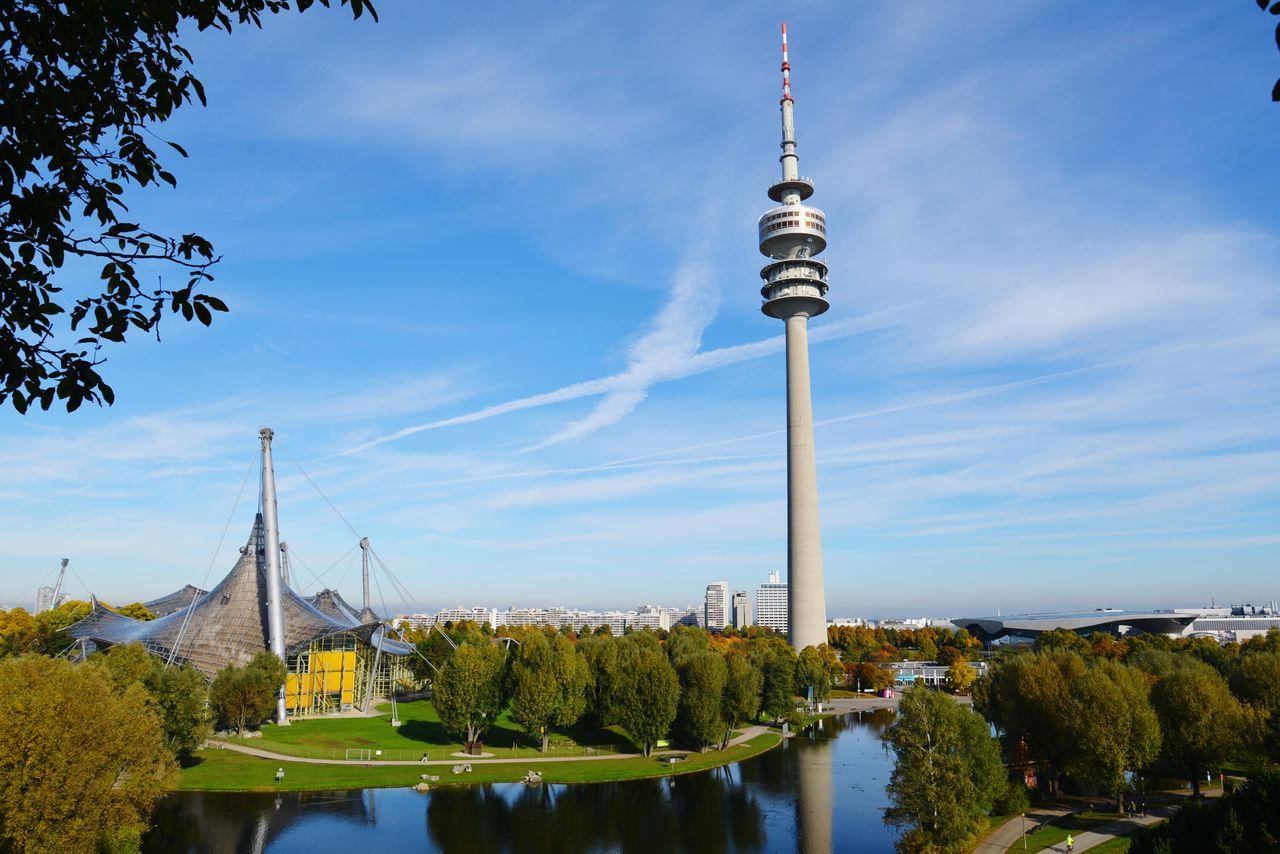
[145,709,899,853]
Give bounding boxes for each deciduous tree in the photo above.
[884,685,1007,853]
[795,645,839,704]
[0,0,376,413]
[209,651,285,735]
[143,660,212,758]
[1230,651,1280,713]
[508,631,588,752]
[977,650,1086,795]
[720,652,763,749]
[1150,665,1243,797]
[675,652,727,751]
[613,643,679,757]
[0,655,175,853]
[1064,660,1161,811]
[433,641,506,754]
[945,660,977,695]
[577,633,620,727]
[750,637,797,721]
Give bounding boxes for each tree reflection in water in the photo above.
[425,771,766,853]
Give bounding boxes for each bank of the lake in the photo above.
[148,708,901,853]
[178,732,783,792]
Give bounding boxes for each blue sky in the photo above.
[3,2,1279,618]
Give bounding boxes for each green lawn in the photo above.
[227,700,631,761]
[178,732,782,792]
[1087,838,1131,854]
[1021,811,1127,853]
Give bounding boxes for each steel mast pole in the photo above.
[259,427,290,726]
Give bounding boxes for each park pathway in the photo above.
[208,724,774,768]
[978,790,1223,853]
[972,808,1074,854]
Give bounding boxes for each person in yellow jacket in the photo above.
[1066,834,1074,852]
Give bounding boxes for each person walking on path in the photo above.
[1066,834,1074,852]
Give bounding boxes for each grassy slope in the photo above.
[178,732,782,792]
[233,700,630,761]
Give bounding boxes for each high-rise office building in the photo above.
[757,23,830,650]
[756,570,788,635]
[704,581,730,630]
[732,591,752,630]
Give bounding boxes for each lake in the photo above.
[144,708,900,853]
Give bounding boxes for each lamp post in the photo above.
[1021,813,1027,852]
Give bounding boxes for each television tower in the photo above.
[758,23,829,651]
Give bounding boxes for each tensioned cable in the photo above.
[369,553,389,622]
[167,449,258,666]
[295,544,359,592]
[9,564,60,612]
[368,547,424,614]
[65,561,93,600]
[286,451,360,540]
[285,450,439,657]
[332,549,360,592]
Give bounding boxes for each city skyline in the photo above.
[2,3,1278,617]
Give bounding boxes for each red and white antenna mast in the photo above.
[781,21,793,103]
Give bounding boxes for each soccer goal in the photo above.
[345,749,372,761]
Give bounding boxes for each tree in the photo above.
[1033,628,1092,657]
[750,637,797,721]
[209,651,285,735]
[945,660,977,695]
[1150,665,1243,797]
[1230,651,1280,713]
[143,660,212,758]
[884,685,1008,853]
[795,645,838,705]
[0,0,376,414]
[99,641,154,690]
[666,624,710,668]
[1064,660,1161,811]
[508,631,588,752]
[847,660,895,693]
[31,599,92,655]
[1256,1,1280,101]
[113,602,156,621]
[613,643,679,756]
[720,652,763,749]
[433,642,506,754]
[577,633,620,727]
[977,650,1086,795]
[675,652,727,751]
[0,655,175,853]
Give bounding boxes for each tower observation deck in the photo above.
[759,23,829,651]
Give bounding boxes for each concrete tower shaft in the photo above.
[758,24,829,652]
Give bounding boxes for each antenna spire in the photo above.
[781,22,792,103]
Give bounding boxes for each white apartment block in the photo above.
[666,606,702,628]
[704,581,729,630]
[756,570,788,635]
[627,606,670,631]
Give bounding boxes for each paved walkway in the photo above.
[973,808,1074,854]
[1068,804,1178,852]
[976,791,1221,853]
[209,724,775,768]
